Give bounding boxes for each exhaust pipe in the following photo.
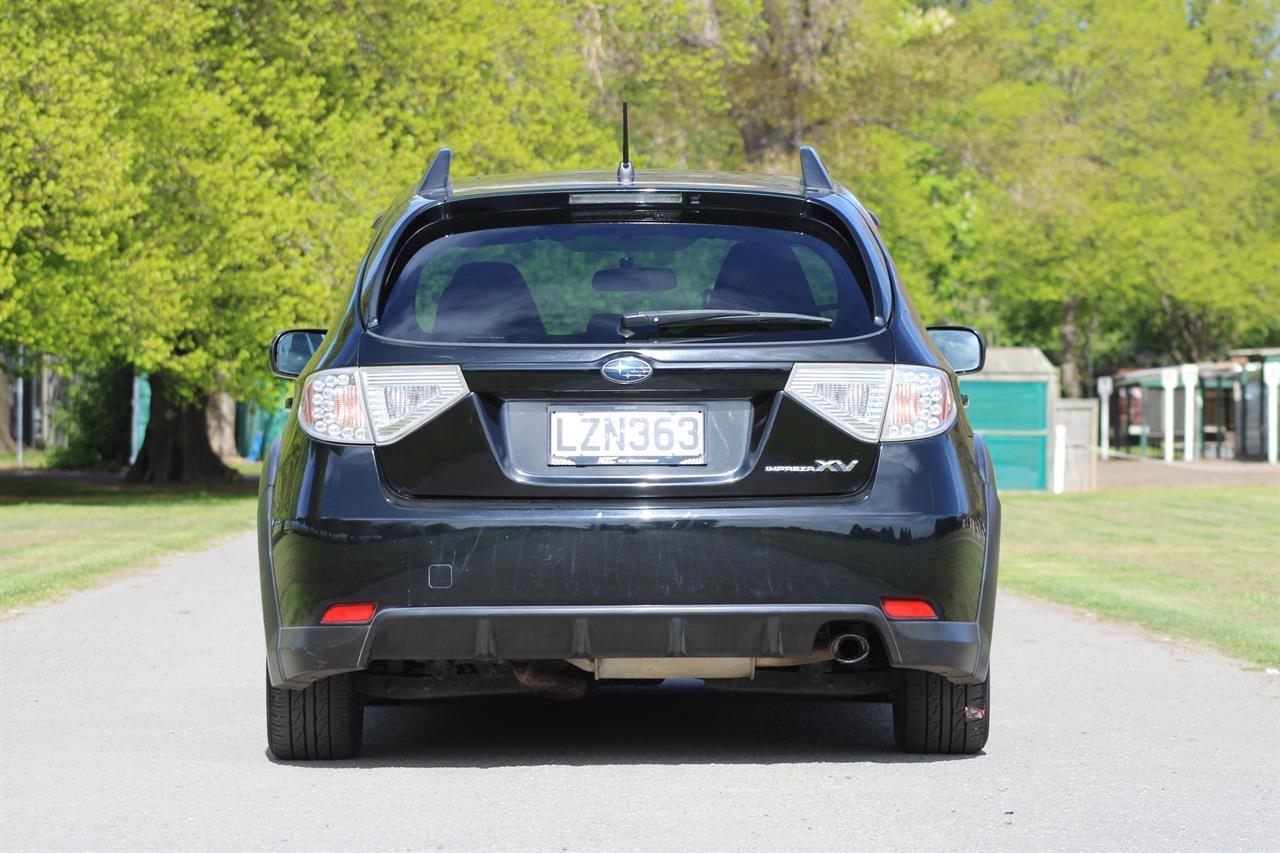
[829,633,871,665]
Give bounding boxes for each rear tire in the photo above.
[892,669,989,754]
[266,669,364,760]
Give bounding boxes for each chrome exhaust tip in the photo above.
[829,633,871,665]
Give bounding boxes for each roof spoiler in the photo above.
[417,147,452,199]
[799,145,834,194]
[799,144,877,223]
[416,143,847,205]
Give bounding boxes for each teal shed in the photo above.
[959,347,1057,491]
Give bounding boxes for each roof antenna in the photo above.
[616,102,635,185]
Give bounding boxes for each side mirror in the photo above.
[927,326,985,375]
[269,329,326,379]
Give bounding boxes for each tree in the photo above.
[3,0,1276,467]
[966,0,1280,392]
[0,2,142,375]
[0,373,14,455]
[583,0,998,327]
[578,0,761,168]
[1,0,618,482]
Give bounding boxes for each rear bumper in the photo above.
[274,604,983,688]
[259,431,1000,690]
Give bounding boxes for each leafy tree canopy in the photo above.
[1,0,1276,478]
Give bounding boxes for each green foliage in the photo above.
[962,0,1280,387]
[46,363,133,470]
[1,0,1276,416]
[0,0,614,410]
[0,2,142,366]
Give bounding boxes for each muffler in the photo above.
[511,662,587,699]
[829,633,871,665]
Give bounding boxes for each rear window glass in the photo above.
[377,222,875,344]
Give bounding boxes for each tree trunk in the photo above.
[127,373,237,484]
[0,368,15,454]
[206,391,238,459]
[1060,297,1082,398]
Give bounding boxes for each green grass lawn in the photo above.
[1001,484,1280,668]
[2,470,1277,669]
[0,476,256,612]
[0,450,50,470]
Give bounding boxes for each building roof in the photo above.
[976,346,1056,378]
[1110,352,1277,387]
[1114,363,1241,386]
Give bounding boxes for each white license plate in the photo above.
[549,409,705,466]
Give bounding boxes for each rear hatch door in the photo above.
[361,200,894,499]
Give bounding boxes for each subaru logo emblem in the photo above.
[602,356,653,385]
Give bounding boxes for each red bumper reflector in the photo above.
[882,598,938,619]
[321,602,377,624]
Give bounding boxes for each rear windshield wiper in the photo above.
[619,309,833,340]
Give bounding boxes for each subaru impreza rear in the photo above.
[259,146,998,760]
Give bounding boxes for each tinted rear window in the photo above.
[377,222,876,344]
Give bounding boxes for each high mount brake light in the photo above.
[568,191,683,205]
[297,366,469,446]
[786,363,956,443]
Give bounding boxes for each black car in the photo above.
[260,144,998,760]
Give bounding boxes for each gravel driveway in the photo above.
[2,532,1277,852]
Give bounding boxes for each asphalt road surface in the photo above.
[2,533,1277,852]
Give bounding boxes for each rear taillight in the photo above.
[785,364,893,442]
[360,366,469,444]
[297,366,469,446]
[298,368,370,443]
[786,363,956,443]
[883,367,954,440]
